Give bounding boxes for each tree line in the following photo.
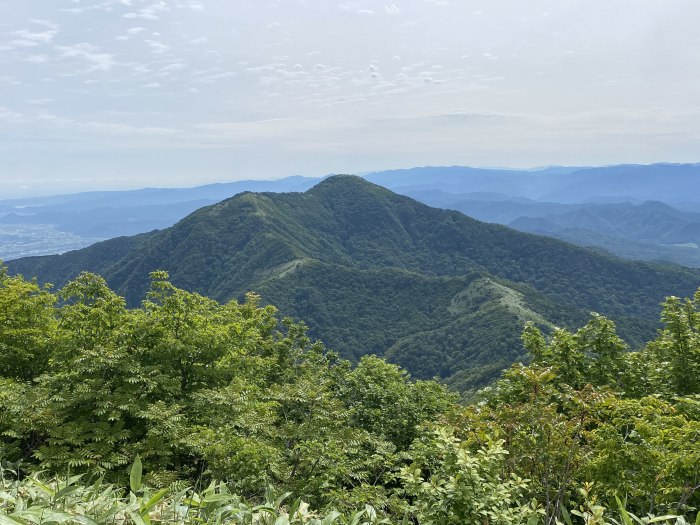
[1,264,699,523]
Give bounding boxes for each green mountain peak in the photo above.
[8,179,700,389]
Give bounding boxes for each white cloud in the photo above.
[3,0,700,191]
[116,26,146,40]
[24,55,49,64]
[145,39,170,54]
[123,2,168,20]
[11,28,56,44]
[57,43,116,72]
[0,107,24,122]
[385,4,400,15]
[1,19,60,50]
[161,63,186,72]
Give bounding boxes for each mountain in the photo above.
[0,176,319,260]
[403,190,585,224]
[509,201,700,267]
[540,163,700,203]
[6,163,700,263]
[8,176,700,391]
[0,175,317,213]
[366,163,700,204]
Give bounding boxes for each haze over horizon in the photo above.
[2,0,699,197]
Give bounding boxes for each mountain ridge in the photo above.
[8,175,700,389]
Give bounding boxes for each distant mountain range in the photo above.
[0,176,318,259]
[508,201,700,268]
[8,176,700,391]
[405,192,700,268]
[365,163,700,203]
[3,163,700,268]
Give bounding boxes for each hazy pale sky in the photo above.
[1,0,699,196]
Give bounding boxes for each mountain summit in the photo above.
[8,175,700,389]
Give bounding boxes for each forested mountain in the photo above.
[8,176,700,390]
[508,201,700,267]
[0,176,318,259]
[406,192,700,267]
[5,163,700,267]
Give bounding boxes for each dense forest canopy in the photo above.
[1,264,699,524]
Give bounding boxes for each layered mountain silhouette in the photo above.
[509,201,700,267]
[8,176,700,390]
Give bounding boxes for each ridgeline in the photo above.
[8,175,700,389]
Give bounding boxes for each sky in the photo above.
[1,0,699,197]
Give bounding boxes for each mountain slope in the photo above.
[0,176,319,260]
[8,176,700,389]
[510,201,700,267]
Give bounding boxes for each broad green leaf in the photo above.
[647,517,682,523]
[274,491,292,510]
[287,497,302,520]
[0,515,27,525]
[130,456,143,493]
[140,488,169,514]
[26,478,55,498]
[347,510,366,525]
[615,495,633,525]
[560,507,574,525]
[322,511,341,525]
[71,517,100,525]
[55,485,81,499]
[201,493,235,504]
[126,510,147,525]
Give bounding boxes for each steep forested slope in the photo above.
[8,176,700,388]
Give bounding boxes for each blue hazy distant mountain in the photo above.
[0,176,317,213]
[540,163,700,203]
[366,163,700,268]
[506,200,700,267]
[365,163,700,204]
[3,164,700,264]
[0,176,319,259]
